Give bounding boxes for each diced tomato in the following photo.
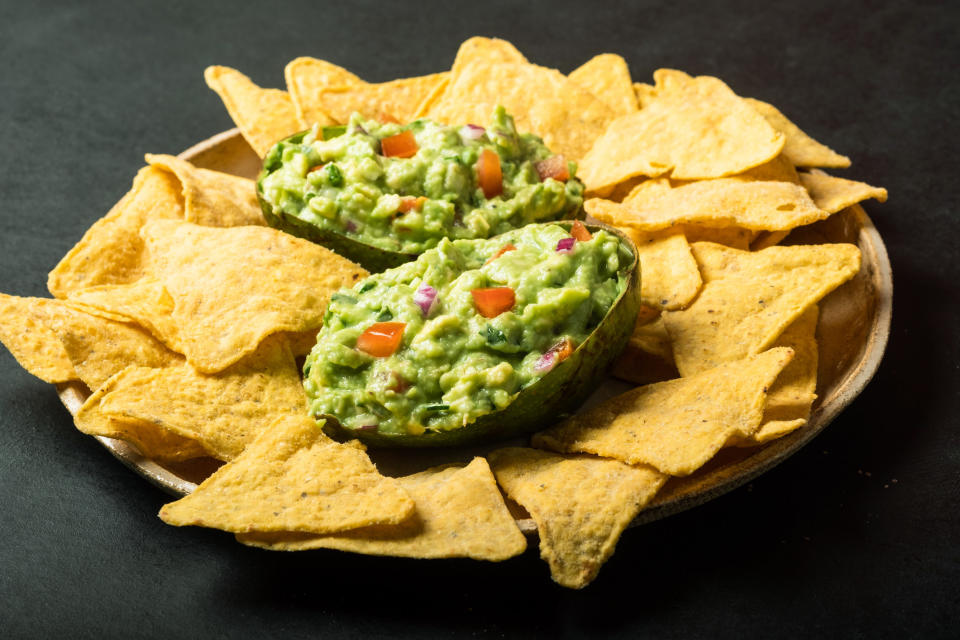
[476,148,503,199]
[355,322,406,357]
[570,219,592,242]
[551,337,576,363]
[484,243,517,265]
[397,196,428,214]
[471,287,515,318]
[534,155,569,182]
[381,130,419,158]
[308,163,326,173]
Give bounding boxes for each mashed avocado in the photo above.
[304,223,625,438]
[258,107,583,255]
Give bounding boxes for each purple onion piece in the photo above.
[413,284,438,317]
[534,351,556,374]
[556,237,576,253]
[459,124,486,142]
[345,220,358,233]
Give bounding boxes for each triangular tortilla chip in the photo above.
[532,348,795,475]
[619,227,701,310]
[0,294,77,383]
[579,69,784,191]
[95,336,307,460]
[427,61,615,161]
[745,98,851,168]
[316,72,449,124]
[204,66,304,158]
[238,457,526,561]
[568,53,638,118]
[489,448,665,589]
[450,36,528,76]
[47,166,183,298]
[284,57,364,127]
[145,154,264,227]
[663,242,860,376]
[159,414,415,534]
[799,171,888,214]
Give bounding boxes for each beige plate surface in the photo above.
[60,129,892,535]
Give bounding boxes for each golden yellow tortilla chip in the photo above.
[53,304,182,390]
[427,61,615,161]
[750,230,791,251]
[95,336,307,461]
[74,376,208,462]
[633,81,656,108]
[284,57,363,127]
[733,153,801,184]
[747,418,808,445]
[578,69,784,190]
[680,225,756,250]
[588,178,826,232]
[745,98,851,169]
[450,36,528,75]
[533,348,795,475]
[316,72,450,124]
[159,414,415,534]
[488,448,665,589]
[799,171,888,214]
[568,53,638,118]
[620,227,701,310]
[610,309,679,386]
[204,66,304,158]
[0,294,77,383]
[144,154,265,227]
[238,457,526,561]
[663,242,860,376]
[47,167,183,298]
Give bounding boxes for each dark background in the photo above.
[1,0,957,637]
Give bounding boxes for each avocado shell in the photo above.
[319,221,641,448]
[256,130,586,273]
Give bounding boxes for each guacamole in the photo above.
[304,223,626,439]
[258,107,583,256]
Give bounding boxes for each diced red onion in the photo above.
[413,284,438,317]
[354,414,379,431]
[459,124,486,142]
[556,237,576,253]
[345,220,358,233]
[534,351,556,374]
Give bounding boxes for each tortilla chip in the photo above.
[799,171,888,214]
[611,309,679,385]
[284,57,363,127]
[588,178,826,232]
[663,242,860,376]
[578,69,784,190]
[52,304,183,390]
[74,376,208,462]
[745,98,851,169]
[95,336,307,461]
[633,82,656,108]
[734,153,801,184]
[746,419,808,445]
[238,457,526,561]
[533,348,794,475]
[751,230,791,251]
[144,154,265,227]
[47,167,183,298]
[204,66,304,158]
[159,414,415,534]
[427,61,615,161]
[681,225,756,250]
[450,36,528,75]
[568,53,638,118]
[316,72,450,125]
[0,294,77,383]
[489,448,665,588]
[620,227,701,310]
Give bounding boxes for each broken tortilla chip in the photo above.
[489,447,665,589]
[533,348,795,475]
[159,414,414,534]
[238,457,526,561]
[0,294,78,383]
[145,154,265,227]
[47,166,183,298]
[578,69,784,191]
[204,65,304,158]
[663,242,860,376]
[745,98,851,169]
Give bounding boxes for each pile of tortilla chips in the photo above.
[0,37,887,589]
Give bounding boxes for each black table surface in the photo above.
[1,1,957,637]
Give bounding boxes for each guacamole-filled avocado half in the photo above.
[305,221,640,447]
[257,106,584,271]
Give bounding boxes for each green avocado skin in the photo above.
[256,130,585,273]
[320,221,641,448]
